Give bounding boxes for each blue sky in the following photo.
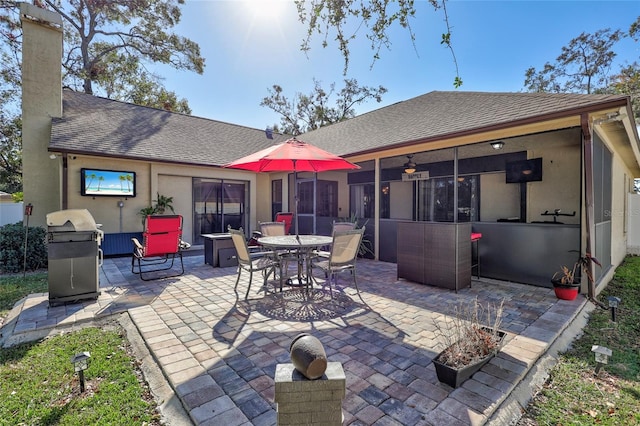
[149,1,640,130]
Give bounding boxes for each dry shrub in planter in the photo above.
[433,298,505,374]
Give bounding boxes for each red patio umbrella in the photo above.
[224,137,360,235]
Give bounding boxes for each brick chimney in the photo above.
[20,2,63,226]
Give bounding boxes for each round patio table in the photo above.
[258,235,333,287]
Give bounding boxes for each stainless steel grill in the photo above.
[46,209,103,306]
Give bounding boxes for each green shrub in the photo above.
[0,222,47,273]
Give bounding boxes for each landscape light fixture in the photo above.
[591,345,612,374]
[404,155,416,174]
[607,296,621,322]
[71,351,91,393]
[490,141,505,150]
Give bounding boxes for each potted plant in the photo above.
[432,298,506,388]
[551,252,601,301]
[137,206,157,227]
[137,193,175,227]
[342,213,374,258]
[153,193,175,215]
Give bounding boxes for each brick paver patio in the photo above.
[2,252,586,425]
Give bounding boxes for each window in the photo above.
[380,182,390,219]
[416,176,479,222]
[350,184,375,219]
[272,179,282,219]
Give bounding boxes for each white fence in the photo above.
[0,202,24,226]
[628,194,640,255]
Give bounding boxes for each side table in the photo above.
[202,233,236,267]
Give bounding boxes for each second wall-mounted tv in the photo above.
[81,168,136,197]
[505,158,543,183]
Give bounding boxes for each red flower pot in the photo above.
[553,285,579,300]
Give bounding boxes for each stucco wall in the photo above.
[158,174,192,241]
[255,173,272,225]
[390,181,413,220]
[609,142,634,265]
[528,144,581,224]
[480,172,519,221]
[21,6,64,227]
[628,193,640,255]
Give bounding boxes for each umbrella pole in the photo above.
[294,168,299,239]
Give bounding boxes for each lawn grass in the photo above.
[0,326,160,425]
[0,273,159,425]
[519,255,640,424]
[0,273,48,317]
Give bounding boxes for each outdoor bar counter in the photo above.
[397,221,472,292]
[471,221,579,287]
[389,220,580,289]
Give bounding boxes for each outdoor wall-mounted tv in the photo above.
[505,158,543,183]
[81,168,136,197]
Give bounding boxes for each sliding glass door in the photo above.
[193,178,249,244]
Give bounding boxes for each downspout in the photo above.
[62,153,68,209]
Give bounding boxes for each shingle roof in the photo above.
[299,91,628,156]
[50,89,289,167]
[51,89,628,165]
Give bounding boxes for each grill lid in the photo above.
[46,209,99,232]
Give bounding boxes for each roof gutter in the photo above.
[47,149,234,169]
